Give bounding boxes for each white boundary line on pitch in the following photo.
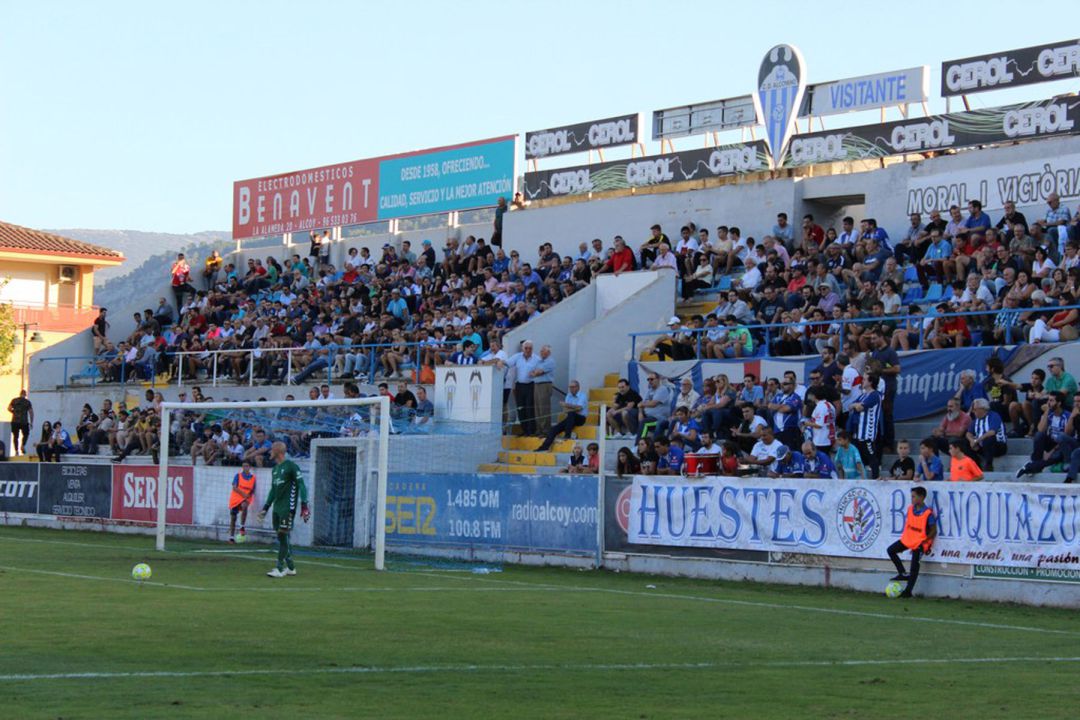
[0,565,207,591]
[2,656,1080,682]
[3,533,1077,638]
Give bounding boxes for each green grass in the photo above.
[1,526,1078,719]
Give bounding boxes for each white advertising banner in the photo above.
[809,66,929,116]
[434,364,498,423]
[906,152,1080,215]
[629,476,1080,571]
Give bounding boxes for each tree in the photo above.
[0,280,14,370]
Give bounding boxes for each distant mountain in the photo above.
[47,229,232,310]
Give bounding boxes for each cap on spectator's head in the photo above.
[382,243,391,249]
[422,239,431,245]
[667,316,681,326]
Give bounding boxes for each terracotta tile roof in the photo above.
[0,220,124,261]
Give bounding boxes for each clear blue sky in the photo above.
[2,1,1077,234]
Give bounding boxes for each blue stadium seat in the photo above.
[903,266,919,283]
[718,275,733,291]
[915,283,943,305]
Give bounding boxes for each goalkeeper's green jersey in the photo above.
[264,459,308,517]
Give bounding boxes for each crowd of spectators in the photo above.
[92,224,605,389]
[609,352,1079,484]
[634,195,1080,359]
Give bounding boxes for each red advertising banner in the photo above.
[232,158,380,240]
[111,465,194,525]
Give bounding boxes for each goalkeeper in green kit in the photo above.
[257,441,310,578]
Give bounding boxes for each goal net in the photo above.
[153,397,390,569]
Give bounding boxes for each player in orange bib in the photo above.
[886,486,937,598]
[229,460,257,543]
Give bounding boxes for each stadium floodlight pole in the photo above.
[154,397,392,562]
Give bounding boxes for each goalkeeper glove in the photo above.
[257,508,267,523]
[301,503,310,523]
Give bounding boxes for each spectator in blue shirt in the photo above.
[738,373,765,406]
[772,212,795,249]
[412,387,434,432]
[916,439,945,482]
[953,369,988,412]
[917,228,952,288]
[769,378,803,448]
[537,380,588,452]
[655,437,685,475]
[387,288,410,322]
[519,263,542,288]
[801,440,838,479]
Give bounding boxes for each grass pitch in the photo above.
[1,526,1078,719]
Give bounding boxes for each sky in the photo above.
[2,0,1078,234]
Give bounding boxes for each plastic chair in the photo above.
[915,283,943,305]
[903,266,919,283]
[718,275,733,291]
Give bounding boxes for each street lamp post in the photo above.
[15,323,44,393]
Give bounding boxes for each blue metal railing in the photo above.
[38,339,464,389]
[628,303,1080,358]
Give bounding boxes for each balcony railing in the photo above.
[7,302,100,334]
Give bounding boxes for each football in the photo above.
[132,563,152,581]
[236,533,247,544]
[885,581,903,598]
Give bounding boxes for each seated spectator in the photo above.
[561,444,587,474]
[1017,391,1074,477]
[639,373,673,438]
[965,399,1008,471]
[731,403,767,455]
[243,428,273,468]
[667,406,701,451]
[635,436,660,475]
[932,397,971,454]
[648,317,696,361]
[748,426,784,476]
[916,438,945,482]
[616,446,641,477]
[655,437,684,475]
[949,439,984,482]
[606,378,641,438]
[413,387,434,431]
[883,437,912,479]
[953,370,987,412]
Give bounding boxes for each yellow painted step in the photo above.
[498,451,557,466]
[575,426,599,440]
[639,352,659,362]
[477,463,535,474]
[502,437,575,452]
[603,372,621,387]
[589,387,617,403]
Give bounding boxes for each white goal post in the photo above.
[154,397,391,569]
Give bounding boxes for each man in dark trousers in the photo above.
[887,486,937,598]
[7,390,33,456]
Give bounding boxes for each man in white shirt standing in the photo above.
[507,341,541,436]
[838,353,861,428]
[480,340,511,428]
[804,388,836,453]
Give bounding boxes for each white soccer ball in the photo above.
[884,580,903,598]
[132,563,152,581]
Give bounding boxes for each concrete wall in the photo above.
[502,281,597,399]
[570,271,676,395]
[504,178,797,261]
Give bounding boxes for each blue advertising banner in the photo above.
[0,463,40,514]
[630,476,1080,571]
[376,137,516,220]
[385,473,599,557]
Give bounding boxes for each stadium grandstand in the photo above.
[9,36,1080,610]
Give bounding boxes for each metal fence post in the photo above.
[212,352,218,387]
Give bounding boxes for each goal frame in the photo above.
[154,396,391,569]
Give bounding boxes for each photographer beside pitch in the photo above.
[887,486,937,598]
[257,442,310,578]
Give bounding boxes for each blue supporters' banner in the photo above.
[376,137,516,220]
[629,476,1080,571]
[630,345,1029,421]
[0,463,40,514]
[386,473,599,557]
[893,346,1020,421]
